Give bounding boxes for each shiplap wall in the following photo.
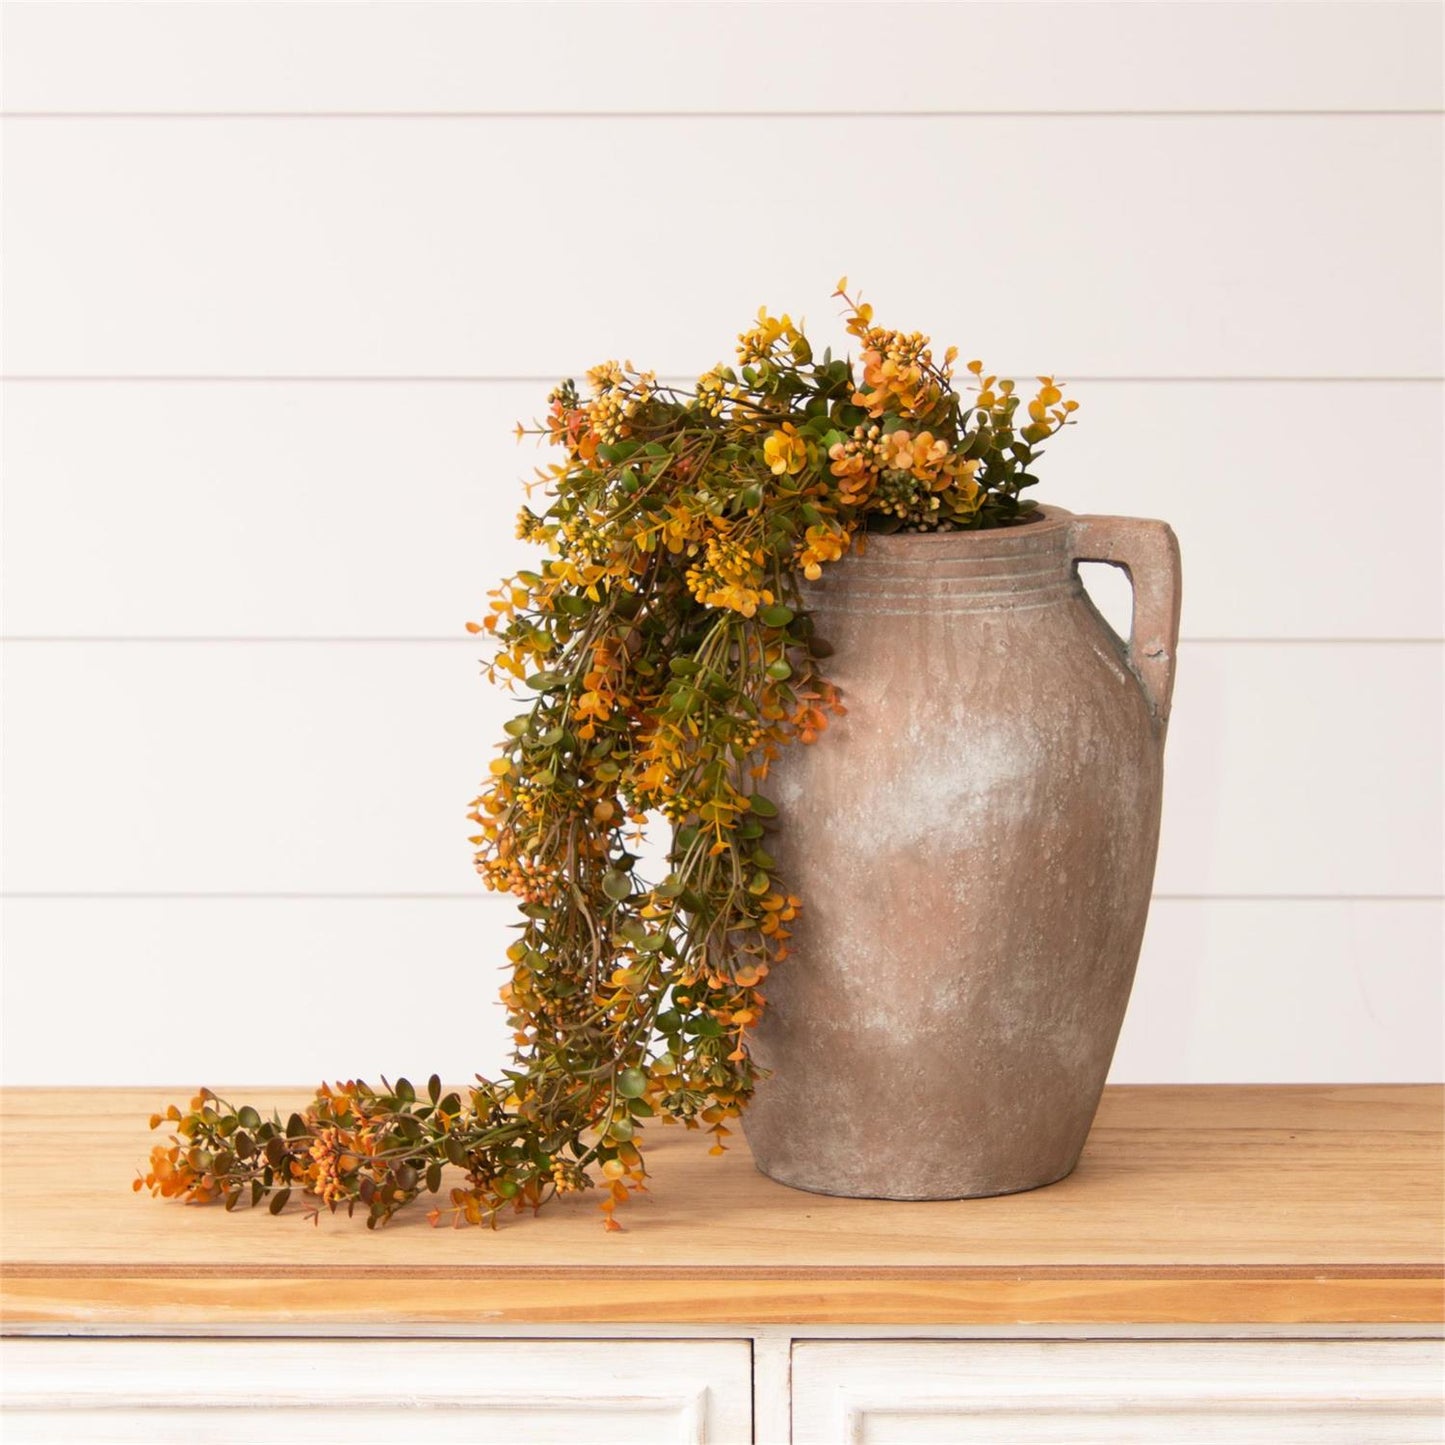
[2,1,1441,1087]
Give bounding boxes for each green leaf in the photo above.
[237,1105,261,1130]
[602,871,632,902]
[269,1187,291,1215]
[395,1077,416,1104]
[759,605,795,628]
[428,1074,441,1104]
[747,794,779,818]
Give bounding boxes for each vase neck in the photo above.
[808,512,1079,614]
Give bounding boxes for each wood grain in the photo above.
[3,1086,1440,1326]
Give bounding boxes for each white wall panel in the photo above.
[4,117,1439,380]
[1155,641,1442,898]
[6,2,1440,115]
[1,641,500,895]
[1113,898,1443,1084]
[5,380,1441,641]
[2,641,1438,897]
[4,897,1438,1086]
[0,895,516,1092]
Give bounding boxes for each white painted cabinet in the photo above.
[6,1334,1444,1444]
[791,1339,1445,1444]
[0,1338,752,1444]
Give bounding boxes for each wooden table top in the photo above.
[3,1084,1441,1327]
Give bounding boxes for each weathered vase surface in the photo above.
[741,506,1182,1199]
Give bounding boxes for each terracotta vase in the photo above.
[741,505,1182,1199]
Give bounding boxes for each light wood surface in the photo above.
[2,1085,1440,1327]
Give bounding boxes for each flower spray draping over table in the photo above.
[138,284,1078,1231]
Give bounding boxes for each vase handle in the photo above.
[1068,515,1183,732]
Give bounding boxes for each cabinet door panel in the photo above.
[2,1338,752,1444]
[792,1339,1445,1443]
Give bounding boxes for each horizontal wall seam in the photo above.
[4,893,1441,904]
[4,637,1441,647]
[4,110,1442,121]
[5,376,1443,386]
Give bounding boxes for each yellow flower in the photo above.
[797,524,848,581]
[737,308,806,364]
[763,424,808,477]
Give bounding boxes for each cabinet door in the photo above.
[2,1337,752,1444]
[792,1338,1445,1443]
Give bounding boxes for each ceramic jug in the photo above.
[742,506,1182,1199]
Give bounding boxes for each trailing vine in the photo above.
[137,283,1078,1230]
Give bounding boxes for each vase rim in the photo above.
[857,503,1074,551]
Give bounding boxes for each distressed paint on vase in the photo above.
[742,506,1182,1200]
